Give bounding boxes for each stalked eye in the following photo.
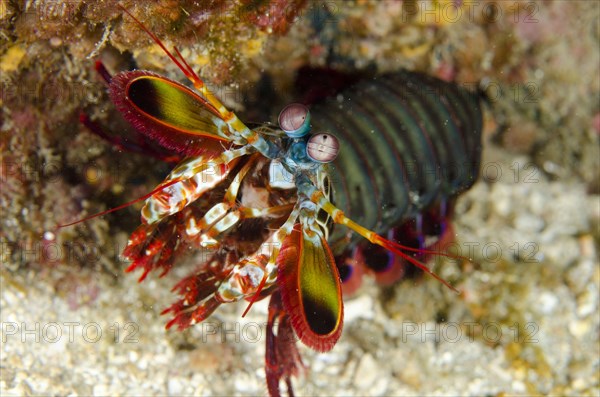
[306,133,340,163]
[279,103,311,138]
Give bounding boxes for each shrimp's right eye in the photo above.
[279,103,311,138]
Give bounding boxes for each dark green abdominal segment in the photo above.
[310,71,483,241]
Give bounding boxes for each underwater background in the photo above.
[1,1,598,395]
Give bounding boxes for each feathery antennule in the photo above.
[308,186,461,294]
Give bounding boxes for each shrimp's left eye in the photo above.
[307,133,339,163]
